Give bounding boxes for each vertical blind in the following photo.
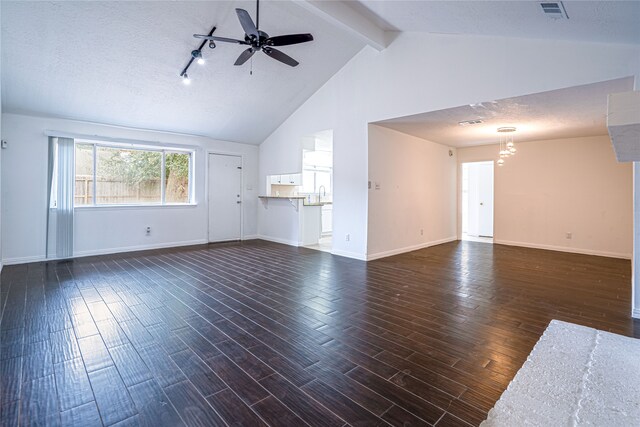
[46,137,75,259]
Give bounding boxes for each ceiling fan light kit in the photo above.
[182,0,313,82]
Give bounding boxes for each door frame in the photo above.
[206,150,244,242]
[460,160,495,240]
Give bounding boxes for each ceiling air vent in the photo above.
[540,2,569,19]
[458,119,484,126]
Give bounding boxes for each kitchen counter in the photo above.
[302,201,333,207]
[258,196,305,199]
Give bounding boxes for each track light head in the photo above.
[209,41,216,49]
[182,73,191,85]
[191,49,205,65]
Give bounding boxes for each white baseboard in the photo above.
[2,255,48,266]
[242,234,259,240]
[366,236,457,261]
[2,239,208,266]
[633,308,640,319]
[493,239,632,260]
[74,239,208,258]
[331,249,367,261]
[255,235,300,247]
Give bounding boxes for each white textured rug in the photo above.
[482,320,640,426]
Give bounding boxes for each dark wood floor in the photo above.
[1,240,638,427]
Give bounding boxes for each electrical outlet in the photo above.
[420,229,424,236]
[146,226,151,235]
[566,232,572,239]
[375,182,381,190]
[345,234,350,242]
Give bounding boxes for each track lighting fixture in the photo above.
[179,26,217,84]
[209,41,216,49]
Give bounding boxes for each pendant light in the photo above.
[496,127,516,166]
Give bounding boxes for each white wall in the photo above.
[258,31,640,260]
[367,124,456,259]
[634,163,640,317]
[1,113,259,264]
[457,135,633,258]
[0,1,3,272]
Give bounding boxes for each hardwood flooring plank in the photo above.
[88,366,137,426]
[0,356,22,404]
[19,374,61,426]
[347,366,445,425]
[128,378,185,427]
[78,334,113,373]
[251,395,308,427]
[170,349,226,397]
[60,402,102,427]
[136,343,186,388]
[54,357,94,411]
[109,343,152,387]
[205,354,270,405]
[207,388,268,427]
[259,373,345,427]
[301,378,390,426]
[163,380,226,427]
[50,328,82,364]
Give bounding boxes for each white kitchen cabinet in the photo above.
[269,175,282,184]
[286,173,302,185]
[321,204,333,234]
[268,173,301,186]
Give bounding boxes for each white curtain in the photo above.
[46,137,75,259]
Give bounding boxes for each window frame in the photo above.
[74,140,195,208]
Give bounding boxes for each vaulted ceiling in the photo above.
[351,0,640,44]
[2,1,639,145]
[0,1,364,144]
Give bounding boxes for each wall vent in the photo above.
[540,2,569,19]
[458,119,484,126]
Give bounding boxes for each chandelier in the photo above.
[496,127,516,166]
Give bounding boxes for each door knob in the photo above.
[480,202,484,206]
[236,201,242,204]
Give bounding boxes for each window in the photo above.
[301,149,332,196]
[74,141,193,206]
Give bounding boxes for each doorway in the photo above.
[462,161,494,243]
[208,153,242,242]
[302,130,333,252]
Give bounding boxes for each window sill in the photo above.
[71,203,198,211]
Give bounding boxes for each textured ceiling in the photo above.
[374,77,635,147]
[1,1,364,144]
[351,1,640,44]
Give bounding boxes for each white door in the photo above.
[465,162,494,238]
[466,165,480,236]
[208,154,242,242]
[477,162,494,237]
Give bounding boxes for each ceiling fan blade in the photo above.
[193,34,248,45]
[266,34,314,46]
[234,48,255,66]
[236,8,259,40]
[262,47,299,67]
